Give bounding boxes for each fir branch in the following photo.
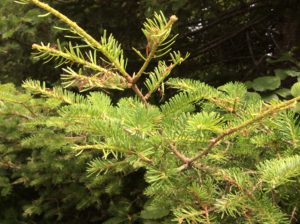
[20,1,185,104]
[87,158,128,175]
[0,161,21,170]
[144,62,176,100]
[214,193,247,218]
[132,13,178,83]
[250,198,289,224]
[22,79,86,104]
[28,0,154,103]
[60,67,128,91]
[160,92,196,116]
[32,43,117,76]
[144,52,188,100]
[0,96,37,118]
[167,79,244,113]
[173,206,207,223]
[73,144,153,164]
[289,207,297,223]
[29,0,131,80]
[73,144,127,159]
[258,155,300,189]
[178,95,300,171]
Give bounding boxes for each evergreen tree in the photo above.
[2,0,300,223]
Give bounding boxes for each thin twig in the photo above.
[132,15,178,84]
[246,31,257,66]
[169,143,190,164]
[289,207,297,224]
[144,63,176,100]
[131,84,148,104]
[132,44,158,84]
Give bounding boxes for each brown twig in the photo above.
[131,84,148,104]
[169,143,190,164]
[289,207,297,224]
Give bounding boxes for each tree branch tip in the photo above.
[170,15,178,23]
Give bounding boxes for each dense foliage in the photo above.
[0,83,146,223]
[1,0,300,223]
[2,79,300,223]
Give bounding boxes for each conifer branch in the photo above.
[169,143,190,164]
[73,144,128,152]
[132,14,178,84]
[32,43,117,76]
[29,0,132,81]
[144,52,188,100]
[144,63,176,100]
[0,98,37,117]
[87,159,128,175]
[0,161,21,170]
[61,67,127,91]
[22,103,37,117]
[21,1,184,104]
[194,97,300,166]
[289,207,297,223]
[22,79,85,104]
[27,0,153,103]
[74,144,153,164]
[178,95,300,171]
[135,152,153,164]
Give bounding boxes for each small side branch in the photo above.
[132,15,178,84]
[144,63,176,100]
[32,44,117,76]
[169,143,190,164]
[131,84,148,105]
[132,44,158,84]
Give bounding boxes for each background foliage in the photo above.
[0,83,146,223]
[0,0,61,84]
[1,0,300,86]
